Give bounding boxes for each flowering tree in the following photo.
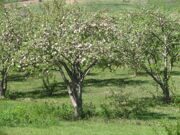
[29,0,117,118]
[119,10,180,103]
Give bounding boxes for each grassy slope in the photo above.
[0,0,180,135]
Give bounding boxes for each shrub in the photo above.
[99,90,149,119]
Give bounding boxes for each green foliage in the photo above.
[99,90,150,119]
[116,9,180,102]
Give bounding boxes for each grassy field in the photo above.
[0,121,162,135]
[0,67,179,135]
[0,0,180,135]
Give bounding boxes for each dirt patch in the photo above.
[4,0,79,8]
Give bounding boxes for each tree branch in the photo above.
[82,60,97,81]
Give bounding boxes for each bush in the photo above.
[99,90,149,119]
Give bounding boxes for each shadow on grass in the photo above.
[84,77,148,87]
[136,112,178,120]
[101,96,180,121]
[87,72,99,76]
[8,73,28,82]
[9,82,68,100]
[171,71,180,76]
[130,97,179,120]
[9,77,149,99]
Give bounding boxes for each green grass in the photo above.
[0,120,164,135]
[0,67,179,134]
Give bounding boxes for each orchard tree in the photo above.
[0,5,32,97]
[119,10,180,103]
[29,0,117,118]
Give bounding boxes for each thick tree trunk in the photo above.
[162,87,171,103]
[67,81,83,119]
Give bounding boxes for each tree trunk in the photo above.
[162,35,171,103]
[0,81,5,97]
[0,71,8,97]
[160,83,171,103]
[161,73,171,103]
[67,81,83,119]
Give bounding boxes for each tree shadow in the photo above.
[136,112,178,120]
[8,73,28,82]
[120,97,179,120]
[9,77,149,99]
[87,72,99,76]
[84,77,148,87]
[171,71,180,76]
[9,82,68,100]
